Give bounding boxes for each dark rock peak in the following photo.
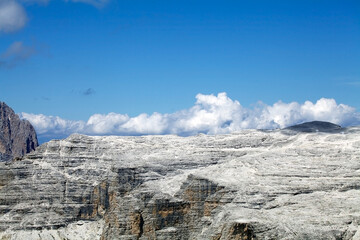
[0,101,38,161]
[284,121,343,133]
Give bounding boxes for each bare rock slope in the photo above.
[0,102,38,162]
[0,124,360,239]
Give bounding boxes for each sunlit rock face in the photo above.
[0,102,38,162]
[0,123,360,239]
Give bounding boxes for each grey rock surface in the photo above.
[0,127,360,239]
[0,102,38,162]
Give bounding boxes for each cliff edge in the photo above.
[0,102,38,161]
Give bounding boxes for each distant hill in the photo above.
[0,102,39,161]
[284,121,344,133]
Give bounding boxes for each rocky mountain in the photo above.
[0,102,38,162]
[0,124,359,239]
[284,120,344,133]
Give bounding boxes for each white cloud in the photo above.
[19,93,360,141]
[87,113,129,134]
[0,0,27,33]
[169,92,244,135]
[121,113,169,135]
[19,113,86,136]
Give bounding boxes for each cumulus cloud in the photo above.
[19,93,360,141]
[0,41,36,68]
[19,113,86,138]
[0,0,27,33]
[87,113,129,134]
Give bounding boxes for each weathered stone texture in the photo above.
[0,126,360,239]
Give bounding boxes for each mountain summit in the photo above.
[0,102,38,161]
[284,121,344,133]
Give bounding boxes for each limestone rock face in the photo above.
[0,102,38,161]
[0,127,360,239]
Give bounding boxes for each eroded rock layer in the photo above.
[0,127,360,239]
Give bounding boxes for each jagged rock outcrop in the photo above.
[0,125,360,239]
[0,102,38,161]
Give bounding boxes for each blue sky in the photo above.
[1,0,360,141]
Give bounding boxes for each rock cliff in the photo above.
[0,126,360,239]
[0,102,38,162]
